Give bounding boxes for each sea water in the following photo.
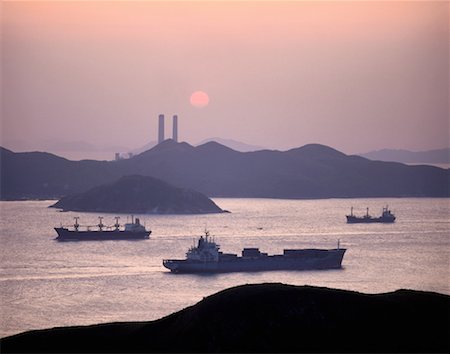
[0,198,448,337]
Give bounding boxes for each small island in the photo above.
[50,175,227,214]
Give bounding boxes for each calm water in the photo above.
[1,198,449,337]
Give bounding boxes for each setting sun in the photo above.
[190,91,209,108]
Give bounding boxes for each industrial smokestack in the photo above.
[158,114,165,144]
[172,115,178,142]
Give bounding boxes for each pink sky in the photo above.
[1,1,448,158]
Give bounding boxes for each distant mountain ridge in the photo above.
[131,137,264,155]
[196,137,265,152]
[360,148,450,164]
[2,140,130,161]
[1,141,448,200]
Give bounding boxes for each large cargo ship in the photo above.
[346,206,396,224]
[163,231,346,273]
[54,216,151,241]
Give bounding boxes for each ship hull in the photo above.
[163,249,346,273]
[54,227,151,241]
[346,216,395,223]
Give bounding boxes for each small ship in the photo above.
[346,206,396,224]
[163,230,346,273]
[54,216,151,241]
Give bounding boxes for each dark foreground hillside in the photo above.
[2,283,449,353]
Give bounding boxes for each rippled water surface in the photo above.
[1,198,448,337]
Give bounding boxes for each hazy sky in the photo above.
[1,1,449,158]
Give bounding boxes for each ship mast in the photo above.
[98,217,104,231]
[114,217,120,231]
[74,217,80,231]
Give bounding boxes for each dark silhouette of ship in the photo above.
[163,230,346,273]
[54,216,151,241]
[346,206,396,223]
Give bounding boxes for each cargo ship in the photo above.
[346,206,396,223]
[54,216,151,241]
[163,230,346,273]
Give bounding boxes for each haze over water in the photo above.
[1,198,448,338]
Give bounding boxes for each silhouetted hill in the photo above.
[197,137,265,152]
[1,141,448,200]
[0,147,123,200]
[132,137,265,154]
[360,147,450,164]
[129,140,157,155]
[2,283,448,353]
[50,175,226,214]
[196,140,239,154]
[289,143,346,156]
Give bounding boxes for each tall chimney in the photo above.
[172,115,178,142]
[158,114,165,144]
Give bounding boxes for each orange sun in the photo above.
[190,91,209,108]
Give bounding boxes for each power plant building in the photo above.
[157,113,179,144]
